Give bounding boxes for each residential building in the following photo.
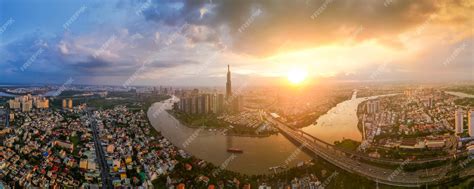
[455,108,463,135]
[469,110,474,137]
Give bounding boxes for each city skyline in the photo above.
[0,0,472,86]
[2,1,474,188]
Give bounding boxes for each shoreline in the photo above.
[144,99,283,176]
[166,109,278,138]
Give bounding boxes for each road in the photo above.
[265,114,455,187]
[91,119,113,189]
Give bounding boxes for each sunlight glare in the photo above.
[287,68,308,84]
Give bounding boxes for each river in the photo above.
[445,91,474,98]
[147,96,311,175]
[301,94,397,144]
[147,93,397,174]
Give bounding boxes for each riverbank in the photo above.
[143,95,474,188]
[285,95,351,129]
[167,109,278,138]
[144,99,377,188]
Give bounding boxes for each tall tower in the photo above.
[226,65,232,99]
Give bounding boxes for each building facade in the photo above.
[469,110,474,137]
[455,108,464,135]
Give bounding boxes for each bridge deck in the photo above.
[266,115,452,187]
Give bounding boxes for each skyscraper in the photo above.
[202,94,210,114]
[469,110,474,137]
[226,65,232,99]
[191,96,198,114]
[455,108,463,135]
[8,99,20,109]
[217,94,224,114]
[210,94,218,114]
[68,98,73,109]
[62,99,67,109]
[366,100,379,114]
[21,100,32,112]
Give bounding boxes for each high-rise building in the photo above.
[238,95,244,112]
[8,99,20,109]
[197,95,203,114]
[455,108,464,135]
[34,98,49,109]
[210,94,218,114]
[191,96,198,114]
[192,89,199,96]
[366,100,379,114]
[469,110,474,137]
[21,100,32,112]
[202,94,210,114]
[175,65,242,115]
[226,65,232,99]
[186,98,192,114]
[179,98,186,112]
[62,99,68,109]
[68,98,73,109]
[229,95,244,113]
[217,94,224,114]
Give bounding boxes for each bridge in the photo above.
[287,124,466,166]
[265,114,457,187]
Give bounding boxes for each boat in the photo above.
[227,148,244,153]
[268,165,288,171]
[268,166,279,171]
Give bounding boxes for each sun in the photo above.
[287,68,308,84]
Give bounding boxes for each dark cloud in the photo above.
[142,0,471,57]
[149,59,199,68]
[1,0,471,85]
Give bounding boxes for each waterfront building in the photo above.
[231,95,244,113]
[210,94,218,114]
[226,65,232,99]
[366,100,379,114]
[217,94,225,114]
[191,96,198,114]
[176,65,243,115]
[179,97,186,112]
[197,95,203,114]
[202,94,210,114]
[455,108,464,135]
[185,98,192,114]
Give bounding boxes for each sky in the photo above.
[0,0,472,86]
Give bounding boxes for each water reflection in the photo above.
[301,94,397,144]
[147,100,311,175]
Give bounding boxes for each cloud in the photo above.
[0,0,472,85]
[58,41,70,55]
[149,59,199,68]
[141,0,472,57]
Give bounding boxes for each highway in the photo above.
[265,114,455,187]
[91,119,114,189]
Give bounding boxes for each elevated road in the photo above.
[265,114,456,187]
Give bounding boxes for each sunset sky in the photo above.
[0,0,472,86]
